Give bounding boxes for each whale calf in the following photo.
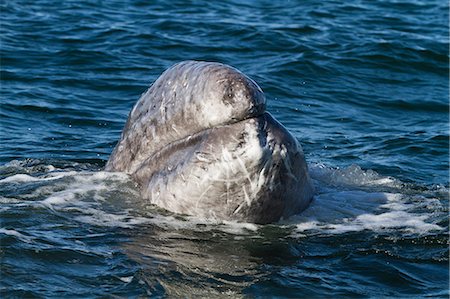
[106,61,314,224]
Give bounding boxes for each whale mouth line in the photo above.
[133,109,269,170]
[132,113,268,177]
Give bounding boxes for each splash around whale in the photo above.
[106,61,314,224]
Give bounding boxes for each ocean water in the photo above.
[1,0,448,297]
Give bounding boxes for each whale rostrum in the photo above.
[106,61,314,224]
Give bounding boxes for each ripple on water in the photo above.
[0,0,448,297]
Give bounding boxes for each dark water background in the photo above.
[1,0,448,297]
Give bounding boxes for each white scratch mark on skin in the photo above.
[226,157,230,205]
[257,162,269,190]
[221,147,233,162]
[280,145,298,181]
[209,177,244,183]
[150,182,162,205]
[216,78,227,84]
[171,124,179,134]
[194,171,203,188]
[242,185,251,206]
[195,153,210,163]
[233,202,245,214]
[236,155,256,192]
[231,136,240,144]
[159,92,166,117]
[209,210,218,220]
[197,185,213,210]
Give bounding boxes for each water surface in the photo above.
[1,0,448,297]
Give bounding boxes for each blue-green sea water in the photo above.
[1,0,448,297]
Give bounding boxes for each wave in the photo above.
[0,159,446,237]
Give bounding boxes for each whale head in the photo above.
[106,61,314,224]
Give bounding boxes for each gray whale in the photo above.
[106,61,314,224]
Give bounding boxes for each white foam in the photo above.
[74,208,150,228]
[0,167,145,229]
[221,220,259,233]
[329,211,442,234]
[38,171,134,209]
[0,196,21,204]
[1,160,444,237]
[143,214,260,235]
[0,159,59,173]
[279,162,445,236]
[309,163,401,189]
[26,171,149,229]
[0,174,40,183]
[118,276,134,283]
[0,171,78,184]
[287,190,443,236]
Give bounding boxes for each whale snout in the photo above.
[218,71,266,116]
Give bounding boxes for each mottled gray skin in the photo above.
[106,61,314,224]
